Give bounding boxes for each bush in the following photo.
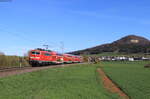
[144,64,150,68]
[0,55,29,68]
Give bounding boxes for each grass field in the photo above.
[0,64,119,99]
[101,61,150,99]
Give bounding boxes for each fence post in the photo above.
[19,57,22,68]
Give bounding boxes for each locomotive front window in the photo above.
[31,51,40,55]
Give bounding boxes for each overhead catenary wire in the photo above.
[0,25,64,52]
[0,24,56,46]
[0,27,38,44]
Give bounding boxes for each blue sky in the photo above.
[0,0,150,56]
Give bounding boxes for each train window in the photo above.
[44,53,51,56]
[31,51,40,55]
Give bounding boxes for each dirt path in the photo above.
[97,68,129,99]
[0,64,78,78]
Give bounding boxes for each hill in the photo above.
[70,35,150,55]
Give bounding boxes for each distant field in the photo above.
[0,64,118,99]
[101,61,150,99]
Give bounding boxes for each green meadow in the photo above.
[0,64,118,99]
[101,61,150,99]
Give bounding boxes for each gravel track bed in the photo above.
[0,64,78,78]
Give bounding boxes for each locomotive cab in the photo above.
[29,50,41,66]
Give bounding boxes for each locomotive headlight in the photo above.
[60,58,64,61]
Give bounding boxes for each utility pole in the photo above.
[43,45,49,50]
[19,57,22,68]
[60,41,64,54]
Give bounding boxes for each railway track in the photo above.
[0,63,83,78]
[0,66,32,72]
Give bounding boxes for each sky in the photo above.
[0,0,150,56]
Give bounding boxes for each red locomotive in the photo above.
[29,48,83,66]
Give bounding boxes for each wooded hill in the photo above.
[70,35,150,55]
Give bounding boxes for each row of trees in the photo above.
[0,55,29,68]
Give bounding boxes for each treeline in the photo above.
[0,55,29,68]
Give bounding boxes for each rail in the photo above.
[0,66,32,72]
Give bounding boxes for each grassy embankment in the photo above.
[0,55,29,68]
[0,64,119,99]
[101,61,150,99]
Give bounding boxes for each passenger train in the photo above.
[28,48,83,66]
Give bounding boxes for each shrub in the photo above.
[0,55,29,68]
